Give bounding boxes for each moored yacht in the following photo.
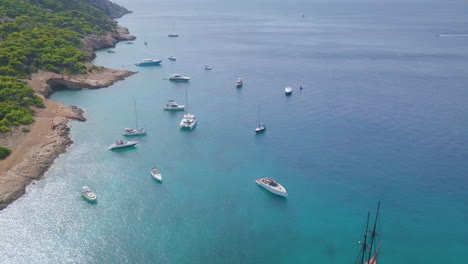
[108,140,138,150]
[169,74,190,82]
[255,124,266,133]
[180,113,197,129]
[285,86,293,95]
[151,168,163,181]
[236,78,243,87]
[126,41,134,44]
[205,65,212,70]
[135,59,162,66]
[123,128,147,136]
[106,49,115,53]
[168,56,176,61]
[168,34,179,37]
[255,177,288,197]
[81,186,97,202]
[255,105,266,133]
[163,100,185,111]
[123,98,147,136]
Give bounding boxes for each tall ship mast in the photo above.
[355,201,382,264]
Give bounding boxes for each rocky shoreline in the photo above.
[0,25,137,210]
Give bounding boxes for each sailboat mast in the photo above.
[360,211,370,264]
[367,201,381,262]
[133,97,139,129]
[258,105,261,125]
[185,84,188,112]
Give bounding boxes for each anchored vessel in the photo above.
[236,78,243,87]
[123,98,147,136]
[106,49,115,53]
[163,100,186,111]
[355,201,382,264]
[151,168,163,181]
[180,85,197,129]
[108,140,138,150]
[81,186,97,202]
[255,104,266,133]
[205,65,212,70]
[168,56,176,61]
[284,86,293,95]
[255,177,288,197]
[135,59,162,66]
[169,74,191,82]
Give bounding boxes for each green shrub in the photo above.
[0,146,11,159]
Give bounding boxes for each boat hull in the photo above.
[123,129,147,136]
[169,78,190,82]
[256,180,288,197]
[255,127,266,133]
[136,61,162,66]
[164,106,185,111]
[151,172,163,182]
[108,142,138,150]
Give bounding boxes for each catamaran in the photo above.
[255,104,266,133]
[180,85,197,129]
[123,98,147,136]
[355,201,382,264]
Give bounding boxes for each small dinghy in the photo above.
[151,168,163,182]
[81,186,97,202]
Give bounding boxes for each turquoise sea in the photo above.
[1,0,468,263]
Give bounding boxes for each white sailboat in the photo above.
[255,104,266,133]
[180,85,197,129]
[123,98,147,136]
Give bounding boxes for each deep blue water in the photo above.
[0,0,467,263]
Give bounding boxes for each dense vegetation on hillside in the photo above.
[0,0,116,132]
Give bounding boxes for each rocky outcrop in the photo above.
[0,101,83,210]
[83,25,136,59]
[81,0,132,19]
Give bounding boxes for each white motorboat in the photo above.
[106,49,115,53]
[205,65,212,70]
[126,41,134,44]
[151,168,163,181]
[285,86,293,95]
[108,140,138,150]
[256,177,288,197]
[236,78,243,87]
[163,100,185,111]
[169,74,190,82]
[81,186,97,202]
[168,56,176,61]
[135,59,162,66]
[180,113,197,129]
[168,34,179,37]
[123,98,147,136]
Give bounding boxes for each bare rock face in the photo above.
[81,0,132,19]
[83,25,136,59]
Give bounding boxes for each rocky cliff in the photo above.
[81,0,131,19]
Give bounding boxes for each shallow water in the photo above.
[0,0,467,263]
